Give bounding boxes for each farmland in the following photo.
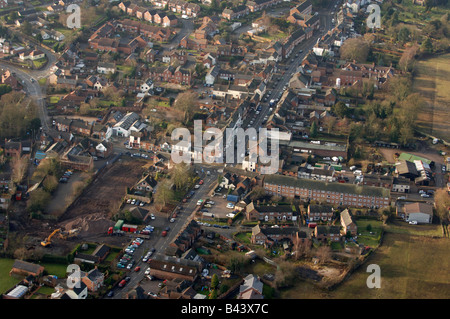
[414,53,450,142]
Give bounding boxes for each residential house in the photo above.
[19,49,45,61]
[314,225,341,242]
[251,224,301,246]
[264,174,390,208]
[95,141,113,158]
[307,204,334,222]
[147,253,201,281]
[392,176,411,193]
[238,274,263,299]
[222,5,249,20]
[135,174,158,192]
[81,268,104,292]
[340,209,357,236]
[398,202,433,224]
[246,202,293,222]
[97,62,116,74]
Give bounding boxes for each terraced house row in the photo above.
[263,174,391,209]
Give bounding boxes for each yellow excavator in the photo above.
[59,228,80,240]
[41,228,80,247]
[41,229,61,247]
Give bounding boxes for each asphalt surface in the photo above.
[0,44,57,132]
[109,164,219,299]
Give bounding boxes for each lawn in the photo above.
[33,58,48,69]
[0,258,21,294]
[413,53,450,142]
[40,263,69,279]
[234,232,252,245]
[49,96,61,104]
[355,219,383,248]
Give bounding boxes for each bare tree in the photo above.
[398,43,419,72]
[292,237,312,260]
[171,163,194,190]
[315,245,332,264]
[434,189,450,222]
[173,91,198,124]
[154,179,175,211]
[339,38,370,63]
[11,154,28,184]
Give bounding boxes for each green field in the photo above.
[280,231,450,299]
[0,258,21,294]
[414,53,450,142]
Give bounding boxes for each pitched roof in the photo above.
[340,209,354,227]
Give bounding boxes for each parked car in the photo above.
[226,203,235,209]
[118,279,127,288]
[409,220,418,225]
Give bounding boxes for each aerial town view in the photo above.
[0,0,448,308]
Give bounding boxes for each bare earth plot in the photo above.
[58,158,147,239]
[414,53,450,142]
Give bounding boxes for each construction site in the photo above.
[8,157,149,257]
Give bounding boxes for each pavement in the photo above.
[109,164,220,299]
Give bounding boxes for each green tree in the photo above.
[211,274,219,290]
[421,38,433,54]
[397,27,410,45]
[332,101,349,118]
[209,289,218,299]
[27,188,51,213]
[310,121,318,138]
